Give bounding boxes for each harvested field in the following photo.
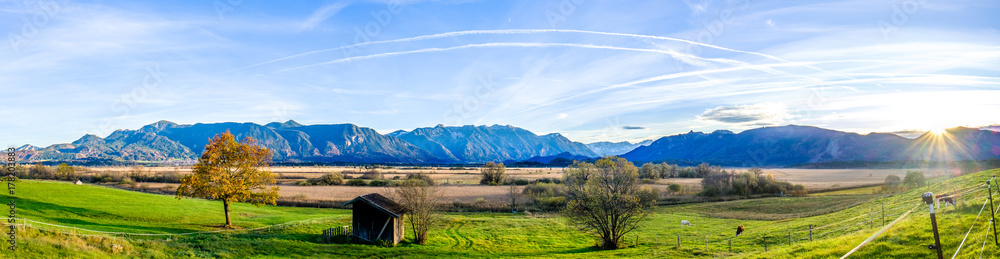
[93,166,941,202]
[759,168,940,190]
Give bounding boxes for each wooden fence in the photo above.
[322,226,352,243]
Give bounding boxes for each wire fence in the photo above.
[649,175,998,257]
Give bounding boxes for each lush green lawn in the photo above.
[10,180,343,233]
[669,195,876,220]
[3,169,1000,258]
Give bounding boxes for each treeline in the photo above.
[700,166,806,197]
[881,170,926,193]
[297,170,436,187]
[636,162,723,179]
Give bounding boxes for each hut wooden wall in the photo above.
[351,202,403,244]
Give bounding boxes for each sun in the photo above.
[930,128,946,135]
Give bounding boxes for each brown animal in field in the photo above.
[735,225,744,237]
[937,195,956,209]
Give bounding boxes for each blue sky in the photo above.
[1,0,998,147]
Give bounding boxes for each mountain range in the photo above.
[621,125,1000,166]
[14,121,1000,167]
[15,120,598,164]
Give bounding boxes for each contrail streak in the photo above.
[276,42,753,73]
[229,29,851,80]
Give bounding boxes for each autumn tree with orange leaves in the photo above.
[176,131,279,228]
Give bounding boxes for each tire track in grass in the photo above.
[444,219,469,248]
[456,220,473,249]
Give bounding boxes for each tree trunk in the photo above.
[223,199,232,228]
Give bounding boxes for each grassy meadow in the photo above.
[1,168,999,258]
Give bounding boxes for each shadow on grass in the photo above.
[15,197,207,234]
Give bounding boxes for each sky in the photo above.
[0,0,998,147]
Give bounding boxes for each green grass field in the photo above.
[2,169,1000,258]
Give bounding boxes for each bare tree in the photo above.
[507,180,519,212]
[394,179,442,244]
[564,157,657,250]
[479,162,506,185]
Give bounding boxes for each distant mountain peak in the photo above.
[16,144,40,151]
[586,139,654,157]
[266,120,304,128]
[155,120,177,125]
[72,134,104,144]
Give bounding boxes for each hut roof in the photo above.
[344,193,406,218]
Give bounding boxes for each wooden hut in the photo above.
[344,193,406,245]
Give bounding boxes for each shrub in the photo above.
[119,177,136,189]
[319,172,344,185]
[346,179,367,186]
[790,184,808,197]
[522,183,567,212]
[667,183,682,194]
[882,174,902,192]
[359,169,382,180]
[514,178,529,186]
[534,196,566,211]
[296,181,312,186]
[522,183,566,197]
[406,173,435,186]
[368,179,390,187]
[903,171,925,188]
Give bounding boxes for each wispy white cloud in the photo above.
[697,103,789,125]
[298,3,349,32]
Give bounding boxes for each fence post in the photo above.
[881,200,885,226]
[988,178,999,247]
[677,234,681,247]
[809,224,813,242]
[704,236,708,249]
[787,229,791,245]
[763,236,768,252]
[924,192,944,259]
[870,206,874,229]
[729,238,732,253]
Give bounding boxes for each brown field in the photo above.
[757,168,943,191]
[89,165,941,202]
